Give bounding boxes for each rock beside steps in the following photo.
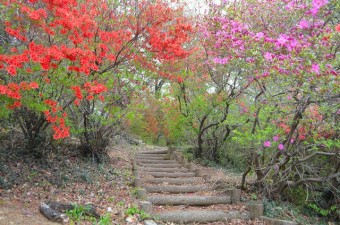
[132,148,266,224]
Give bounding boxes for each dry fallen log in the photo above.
[39,202,68,223]
[45,200,74,212]
[40,201,101,222]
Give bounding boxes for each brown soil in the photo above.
[0,131,142,225]
[0,199,59,225]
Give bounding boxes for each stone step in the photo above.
[154,210,250,223]
[142,177,203,185]
[141,167,188,173]
[147,195,231,205]
[135,156,168,160]
[137,150,168,154]
[137,163,183,168]
[144,185,209,193]
[136,159,178,164]
[135,153,167,158]
[146,172,195,178]
[132,148,271,224]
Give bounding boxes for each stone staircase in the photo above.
[132,148,264,224]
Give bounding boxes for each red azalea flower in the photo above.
[336,24,340,32]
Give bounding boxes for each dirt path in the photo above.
[0,199,59,225]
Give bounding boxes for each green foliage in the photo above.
[116,201,125,207]
[66,204,113,225]
[96,214,112,225]
[125,205,150,220]
[180,147,194,162]
[308,204,337,217]
[230,105,278,147]
[264,199,330,225]
[66,204,94,224]
[285,187,307,206]
[165,112,188,144]
[125,107,152,144]
[0,101,11,120]
[317,139,340,150]
[125,205,139,216]
[251,193,258,201]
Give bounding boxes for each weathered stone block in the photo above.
[136,188,147,200]
[247,202,264,219]
[139,201,152,213]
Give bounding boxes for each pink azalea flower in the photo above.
[256,32,264,39]
[277,34,289,46]
[262,72,269,78]
[312,0,328,9]
[278,143,284,150]
[264,52,273,61]
[273,136,279,142]
[290,139,295,144]
[285,1,295,10]
[298,20,309,29]
[213,57,229,64]
[311,63,320,74]
[287,39,298,51]
[263,141,271,148]
[311,0,328,16]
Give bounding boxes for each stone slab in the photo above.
[154,210,250,223]
[147,195,231,205]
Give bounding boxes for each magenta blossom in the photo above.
[255,32,264,39]
[264,52,273,61]
[276,34,289,46]
[213,57,229,64]
[263,141,271,147]
[278,143,284,150]
[298,20,309,29]
[311,0,328,16]
[311,63,320,74]
[273,136,279,141]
